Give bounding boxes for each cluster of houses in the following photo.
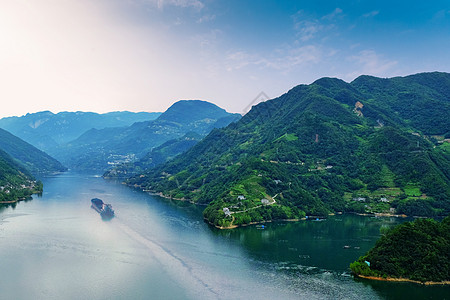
[223,194,273,216]
[308,165,333,172]
[107,153,137,166]
[0,186,10,194]
[352,196,390,203]
[0,180,36,196]
[223,207,231,217]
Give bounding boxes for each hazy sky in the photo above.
[1,0,449,118]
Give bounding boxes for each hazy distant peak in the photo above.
[156,100,231,124]
[25,110,54,117]
[167,100,227,112]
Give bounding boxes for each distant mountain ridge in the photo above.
[54,100,241,171]
[127,72,450,228]
[0,110,161,153]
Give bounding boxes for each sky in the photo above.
[1,0,450,118]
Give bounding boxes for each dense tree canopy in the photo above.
[350,216,450,283]
[126,72,450,227]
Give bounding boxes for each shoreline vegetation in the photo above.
[205,217,302,230]
[0,183,43,206]
[0,186,42,205]
[0,196,32,204]
[132,184,429,229]
[350,217,450,284]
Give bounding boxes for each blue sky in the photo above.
[1,0,449,117]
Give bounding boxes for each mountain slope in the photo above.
[127,72,450,228]
[0,128,66,174]
[351,72,450,135]
[0,148,42,203]
[0,110,161,153]
[104,132,203,178]
[350,216,450,283]
[56,100,241,171]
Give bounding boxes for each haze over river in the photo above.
[0,173,448,299]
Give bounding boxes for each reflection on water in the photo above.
[0,172,448,299]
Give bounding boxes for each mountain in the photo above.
[104,132,203,178]
[0,148,43,203]
[0,128,66,174]
[126,72,450,228]
[351,72,450,136]
[350,216,450,283]
[55,100,241,171]
[0,110,161,153]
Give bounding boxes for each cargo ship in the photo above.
[91,198,114,218]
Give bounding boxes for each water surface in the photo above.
[0,173,448,299]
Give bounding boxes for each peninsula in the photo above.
[350,216,450,284]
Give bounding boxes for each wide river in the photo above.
[0,172,448,299]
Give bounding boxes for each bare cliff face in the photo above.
[353,101,364,117]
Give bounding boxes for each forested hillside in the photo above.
[0,148,42,203]
[127,72,450,228]
[350,216,450,283]
[0,128,66,174]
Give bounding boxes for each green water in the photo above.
[0,173,448,299]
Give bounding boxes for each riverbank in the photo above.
[207,217,303,230]
[0,196,32,205]
[356,274,450,286]
[144,190,209,206]
[353,212,408,218]
[129,184,433,230]
[134,185,403,229]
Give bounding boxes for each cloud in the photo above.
[285,45,321,67]
[322,8,343,21]
[155,0,204,10]
[292,9,342,42]
[433,9,450,21]
[197,14,216,23]
[346,50,397,79]
[363,11,379,18]
[224,45,321,73]
[292,11,322,42]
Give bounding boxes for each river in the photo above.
[0,172,448,299]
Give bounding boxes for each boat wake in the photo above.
[113,220,219,300]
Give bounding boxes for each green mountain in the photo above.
[0,148,43,203]
[126,72,450,228]
[55,100,241,171]
[350,216,450,283]
[0,110,161,153]
[0,128,66,174]
[104,132,203,178]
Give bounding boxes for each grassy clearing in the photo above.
[404,184,422,197]
[274,133,298,142]
[437,142,450,153]
[378,165,396,188]
[229,175,269,209]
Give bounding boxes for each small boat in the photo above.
[343,245,351,249]
[91,198,114,218]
